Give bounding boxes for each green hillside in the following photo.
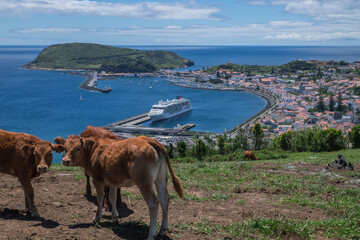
[204,60,317,75]
[23,43,194,73]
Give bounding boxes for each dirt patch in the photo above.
[0,165,346,240]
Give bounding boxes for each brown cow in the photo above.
[80,125,121,195]
[0,129,63,217]
[80,125,122,210]
[55,135,184,240]
[244,150,258,160]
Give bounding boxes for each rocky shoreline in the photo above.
[22,66,88,71]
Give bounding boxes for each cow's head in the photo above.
[54,135,94,167]
[22,141,64,173]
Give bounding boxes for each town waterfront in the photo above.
[1,45,360,146]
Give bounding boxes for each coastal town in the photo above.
[153,60,360,139]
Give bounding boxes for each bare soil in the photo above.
[0,163,354,240]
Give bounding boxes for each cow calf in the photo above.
[0,129,63,217]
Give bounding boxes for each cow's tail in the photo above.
[164,152,184,198]
[147,139,184,198]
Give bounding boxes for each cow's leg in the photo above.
[103,186,111,212]
[85,172,91,196]
[154,160,170,236]
[116,187,122,208]
[24,191,29,210]
[108,186,119,222]
[19,178,39,217]
[92,179,105,223]
[139,183,159,240]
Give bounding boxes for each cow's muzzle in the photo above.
[37,165,48,173]
[62,159,71,166]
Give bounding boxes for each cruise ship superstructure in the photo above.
[149,96,192,121]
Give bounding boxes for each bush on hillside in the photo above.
[349,124,360,148]
[274,128,347,152]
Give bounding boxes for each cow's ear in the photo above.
[54,137,66,145]
[22,144,35,155]
[51,144,65,153]
[84,138,95,149]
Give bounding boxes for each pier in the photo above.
[79,72,111,93]
[103,113,195,136]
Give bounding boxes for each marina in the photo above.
[103,113,195,136]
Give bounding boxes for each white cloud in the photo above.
[0,0,221,20]
[267,0,360,23]
[14,20,360,43]
[13,28,81,34]
[269,21,313,28]
[242,0,269,5]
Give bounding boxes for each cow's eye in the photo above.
[76,147,80,152]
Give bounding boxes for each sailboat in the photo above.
[79,94,84,101]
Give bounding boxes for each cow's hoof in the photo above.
[112,216,119,223]
[31,212,40,218]
[159,228,167,236]
[92,217,100,224]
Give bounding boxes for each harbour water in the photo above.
[1,45,360,150]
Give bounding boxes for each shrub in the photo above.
[274,128,346,152]
[349,125,360,148]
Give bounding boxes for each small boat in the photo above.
[102,85,112,93]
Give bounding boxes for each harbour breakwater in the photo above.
[72,72,112,93]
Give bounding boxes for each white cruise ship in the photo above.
[149,95,192,121]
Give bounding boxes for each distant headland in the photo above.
[22,43,194,73]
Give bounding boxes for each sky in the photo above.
[0,0,359,45]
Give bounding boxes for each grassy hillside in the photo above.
[23,43,194,73]
[204,60,317,75]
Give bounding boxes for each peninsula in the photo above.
[22,43,194,73]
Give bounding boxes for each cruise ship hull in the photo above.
[149,108,192,121]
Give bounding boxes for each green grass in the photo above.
[51,163,82,171]
[169,148,360,239]
[122,191,143,201]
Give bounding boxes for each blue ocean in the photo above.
[1,45,360,158]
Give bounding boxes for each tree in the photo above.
[217,135,225,155]
[167,143,174,159]
[316,67,323,80]
[336,92,344,112]
[329,94,335,111]
[316,95,326,112]
[177,141,187,158]
[252,123,264,150]
[231,130,248,152]
[350,125,360,148]
[194,138,207,161]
